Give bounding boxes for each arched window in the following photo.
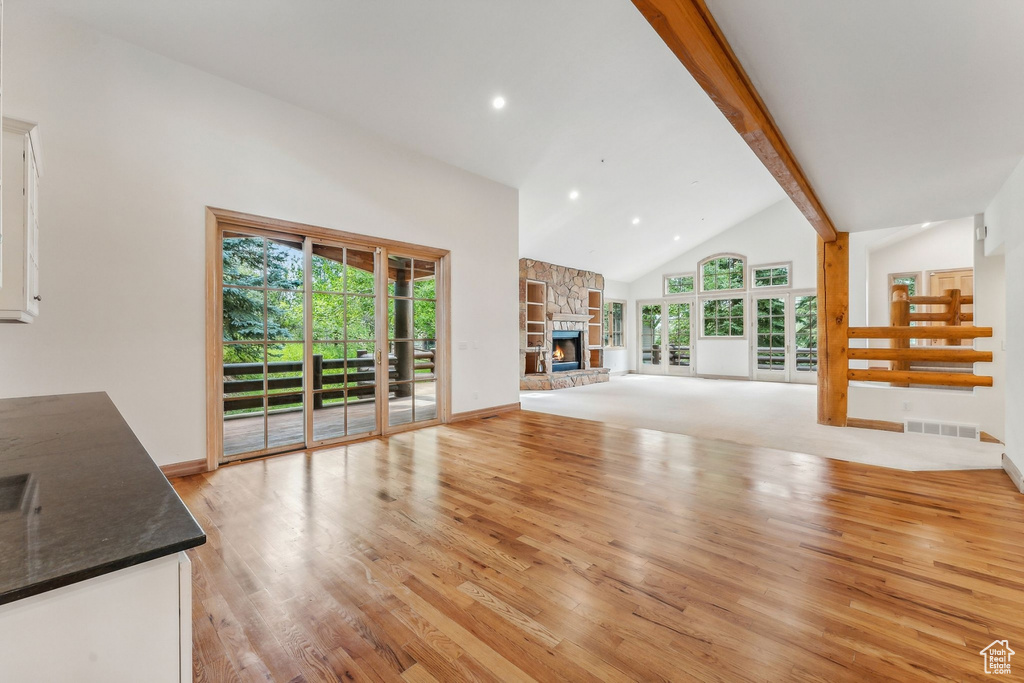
[699,254,746,292]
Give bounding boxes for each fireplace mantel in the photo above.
[549,313,592,323]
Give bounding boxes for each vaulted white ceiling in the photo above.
[706,0,1024,233]
[34,0,787,281]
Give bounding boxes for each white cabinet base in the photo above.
[0,552,192,683]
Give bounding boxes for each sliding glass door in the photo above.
[216,221,446,463]
[387,255,440,429]
[308,241,380,444]
[221,231,306,460]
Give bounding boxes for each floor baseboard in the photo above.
[160,458,209,479]
[450,402,520,423]
[1003,454,1024,493]
[847,417,905,433]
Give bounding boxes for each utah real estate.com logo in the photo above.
[980,640,1014,675]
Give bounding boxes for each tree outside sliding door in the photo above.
[221,231,306,461]
[309,242,380,443]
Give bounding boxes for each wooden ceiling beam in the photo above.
[632,0,839,242]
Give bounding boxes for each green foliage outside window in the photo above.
[665,274,695,295]
[222,238,436,366]
[702,298,744,337]
[753,266,789,288]
[756,297,786,369]
[795,295,818,372]
[222,236,302,363]
[702,257,744,291]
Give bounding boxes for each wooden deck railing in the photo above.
[224,350,435,412]
[844,283,990,388]
[756,348,818,371]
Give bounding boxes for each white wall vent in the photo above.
[905,419,979,440]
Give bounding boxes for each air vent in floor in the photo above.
[905,419,979,440]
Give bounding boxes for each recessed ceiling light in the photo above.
[569,190,579,201]
[632,217,641,225]
[674,235,680,241]
[491,95,506,110]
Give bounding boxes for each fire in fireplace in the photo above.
[551,330,583,372]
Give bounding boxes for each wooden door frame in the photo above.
[205,207,452,472]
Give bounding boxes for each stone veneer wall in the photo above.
[519,258,605,379]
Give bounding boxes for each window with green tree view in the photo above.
[752,265,790,288]
[664,273,695,295]
[604,300,624,348]
[702,298,744,337]
[794,295,818,372]
[701,256,745,291]
[755,298,786,369]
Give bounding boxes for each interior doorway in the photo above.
[928,268,974,346]
[209,209,450,466]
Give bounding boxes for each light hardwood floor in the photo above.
[175,410,1024,682]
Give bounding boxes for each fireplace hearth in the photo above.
[551,330,584,372]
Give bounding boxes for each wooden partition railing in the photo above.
[844,283,991,388]
[224,350,435,412]
[906,286,974,338]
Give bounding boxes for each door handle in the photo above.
[375,349,383,365]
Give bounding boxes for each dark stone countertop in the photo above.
[0,392,205,605]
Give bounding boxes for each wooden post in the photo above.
[945,289,961,347]
[890,284,910,387]
[817,232,849,426]
[313,354,324,409]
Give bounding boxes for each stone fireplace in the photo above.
[519,258,610,390]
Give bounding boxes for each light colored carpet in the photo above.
[520,374,1003,471]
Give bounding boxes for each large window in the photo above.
[664,273,695,295]
[701,255,745,291]
[752,264,790,288]
[702,298,744,337]
[604,300,625,348]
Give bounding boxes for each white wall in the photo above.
[985,157,1024,482]
[602,279,630,374]
[847,216,1006,441]
[865,218,974,329]
[0,4,520,465]
[629,199,815,378]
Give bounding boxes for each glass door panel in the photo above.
[666,302,692,375]
[793,295,818,384]
[387,256,439,428]
[220,232,305,462]
[753,296,787,381]
[310,244,379,443]
[640,304,663,373]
